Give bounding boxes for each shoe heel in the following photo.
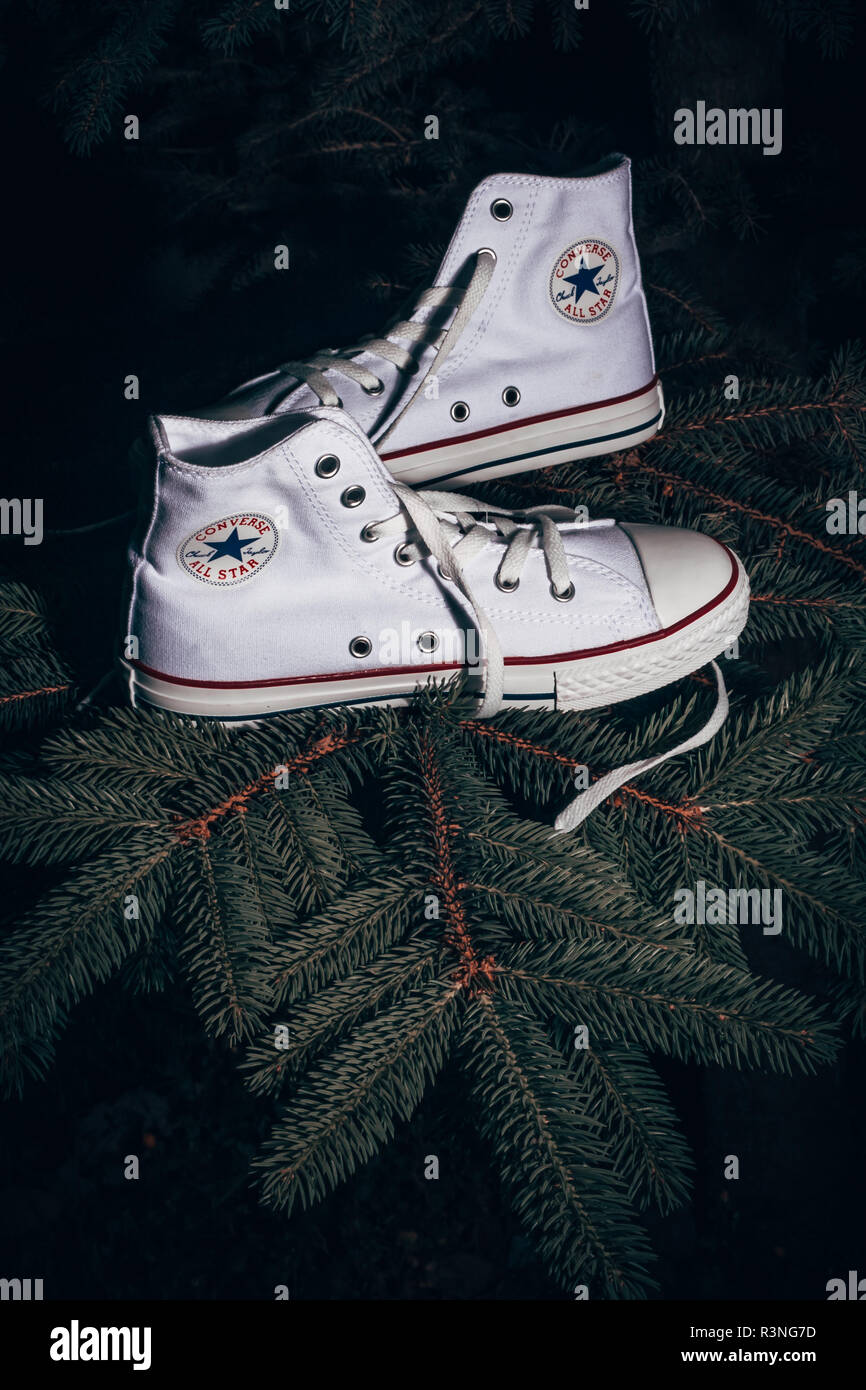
[385,377,665,487]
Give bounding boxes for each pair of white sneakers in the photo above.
[124,155,749,829]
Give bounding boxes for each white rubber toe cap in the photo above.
[620,523,734,628]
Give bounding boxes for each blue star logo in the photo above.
[562,257,604,303]
[202,526,258,565]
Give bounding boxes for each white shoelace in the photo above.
[371,486,730,832]
[552,660,728,833]
[277,250,497,446]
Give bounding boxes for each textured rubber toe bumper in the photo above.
[125,545,749,719]
[552,549,748,710]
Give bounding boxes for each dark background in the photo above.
[0,0,864,1299]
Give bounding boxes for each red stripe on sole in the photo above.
[130,547,739,692]
[377,375,659,461]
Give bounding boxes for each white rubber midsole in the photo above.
[126,557,749,720]
[380,379,665,487]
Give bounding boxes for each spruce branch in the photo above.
[500,938,838,1074]
[564,1036,694,1214]
[0,581,73,732]
[254,981,462,1216]
[243,937,443,1095]
[461,995,656,1297]
[172,823,280,1044]
[0,840,174,1095]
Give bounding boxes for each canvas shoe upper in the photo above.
[195,154,663,487]
[124,407,749,828]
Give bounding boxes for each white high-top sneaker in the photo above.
[124,408,747,828]
[196,155,663,488]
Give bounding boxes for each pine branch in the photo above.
[242,936,442,1095]
[500,938,838,1073]
[266,873,424,1012]
[461,995,657,1297]
[172,823,280,1044]
[0,581,73,733]
[52,0,179,155]
[563,1034,694,1214]
[0,838,174,1095]
[201,0,280,54]
[254,981,462,1216]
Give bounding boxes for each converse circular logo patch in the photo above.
[177,513,279,586]
[550,239,619,323]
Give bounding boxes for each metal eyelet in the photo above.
[364,381,384,396]
[490,199,513,221]
[502,386,520,407]
[551,582,575,603]
[341,486,366,508]
[349,636,372,658]
[450,401,470,423]
[394,543,416,567]
[360,524,379,542]
[495,574,519,592]
[417,631,440,654]
[315,454,340,478]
